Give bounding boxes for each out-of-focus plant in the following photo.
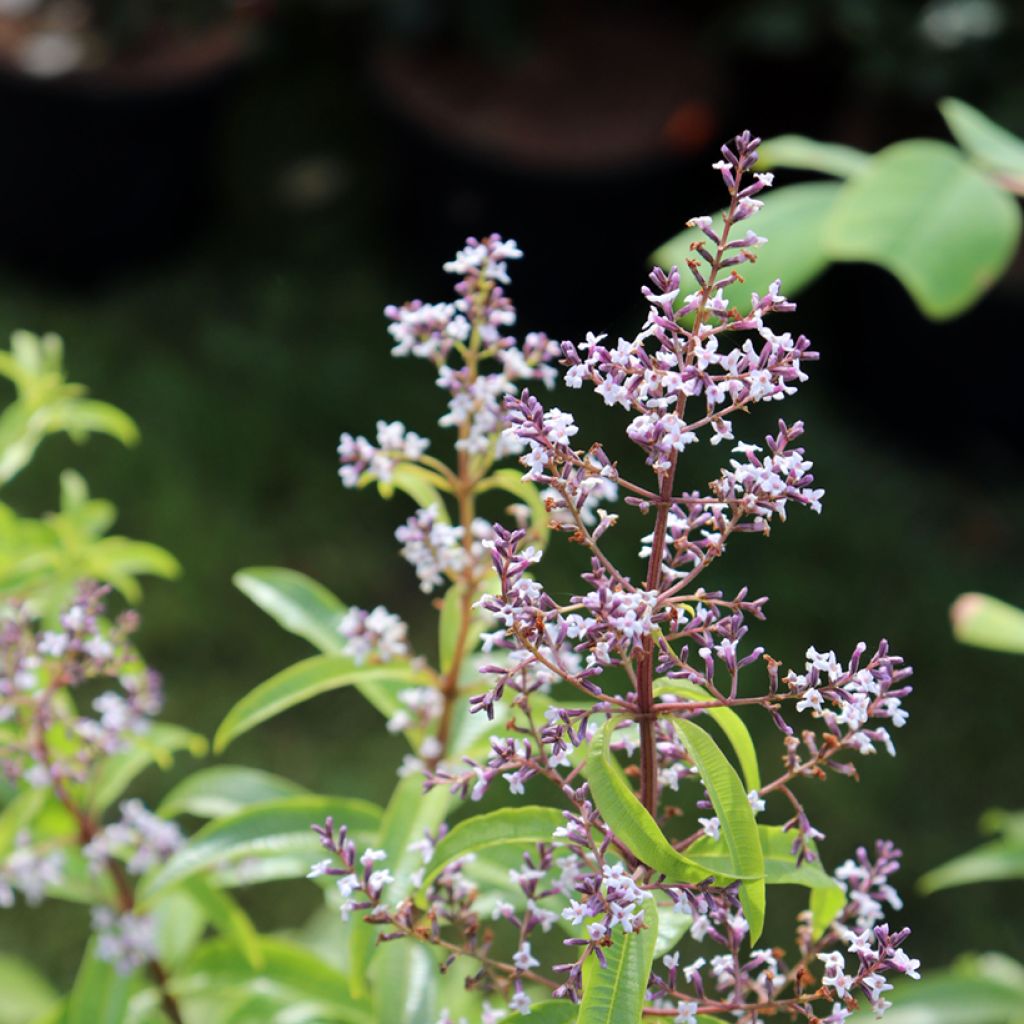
[215,132,921,1023]
[0,330,179,613]
[655,99,1024,322]
[845,592,1024,1024]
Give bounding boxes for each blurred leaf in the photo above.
[183,878,264,970]
[950,592,1024,654]
[377,462,451,513]
[65,940,133,1024]
[214,654,431,753]
[578,897,658,1024]
[0,952,60,1024]
[233,567,347,654]
[655,679,761,790]
[675,719,766,942]
[151,887,208,969]
[419,805,565,891]
[654,902,693,957]
[139,795,382,900]
[939,97,1024,194]
[759,134,870,177]
[159,766,308,820]
[849,951,1024,1023]
[180,935,371,1022]
[370,942,438,1024]
[919,838,1024,894]
[88,723,207,814]
[0,788,49,858]
[653,181,842,306]
[823,140,1022,320]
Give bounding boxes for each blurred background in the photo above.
[1,0,1022,989]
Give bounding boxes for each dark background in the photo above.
[1,0,1022,988]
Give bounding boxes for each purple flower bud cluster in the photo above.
[0,832,63,907]
[338,420,430,488]
[395,505,492,594]
[0,586,162,789]
[91,906,158,973]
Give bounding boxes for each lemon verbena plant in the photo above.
[218,131,921,1024]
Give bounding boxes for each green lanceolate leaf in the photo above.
[0,952,59,1024]
[758,134,871,178]
[939,96,1024,193]
[584,721,708,883]
[655,679,761,791]
[233,566,346,654]
[139,795,382,900]
[824,139,1022,320]
[159,765,308,820]
[675,719,766,942]
[65,940,132,1024]
[214,654,430,753]
[370,942,439,1024]
[919,838,1024,894]
[183,877,265,970]
[88,723,207,814]
[181,935,372,1022]
[578,898,659,1024]
[377,462,451,513]
[950,593,1024,654]
[653,181,843,306]
[419,805,565,892]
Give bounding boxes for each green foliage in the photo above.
[950,592,1024,654]
[655,98,1024,321]
[919,810,1024,894]
[578,898,658,1024]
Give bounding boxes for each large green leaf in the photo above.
[675,719,766,942]
[65,940,133,1024]
[578,898,659,1024]
[158,765,308,820]
[939,97,1024,193]
[653,181,843,305]
[233,566,346,653]
[950,593,1024,654]
[824,139,1022,320]
[919,838,1024,894]
[759,134,870,178]
[138,795,382,900]
[214,654,430,753]
[655,680,761,791]
[419,805,565,892]
[0,953,59,1024]
[184,877,265,970]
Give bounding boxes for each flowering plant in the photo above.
[0,132,922,1023]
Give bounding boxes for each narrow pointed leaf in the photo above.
[578,898,659,1024]
[370,942,438,1024]
[139,795,381,900]
[919,839,1024,894]
[233,567,347,653]
[214,655,429,753]
[656,679,761,790]
[66,940,132,1024]
[420,805,565,891]
[939,96,1024,191]
[158,766,308,820]
[675,719,766,942]
[950,592,1024,654]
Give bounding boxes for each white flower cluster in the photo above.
[91,907,157,973]
[0,833,63,907]
[338,605,409,664]
[84,799,183,876]
[337,420,430,488]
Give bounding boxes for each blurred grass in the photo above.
[0,10,1022,989]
